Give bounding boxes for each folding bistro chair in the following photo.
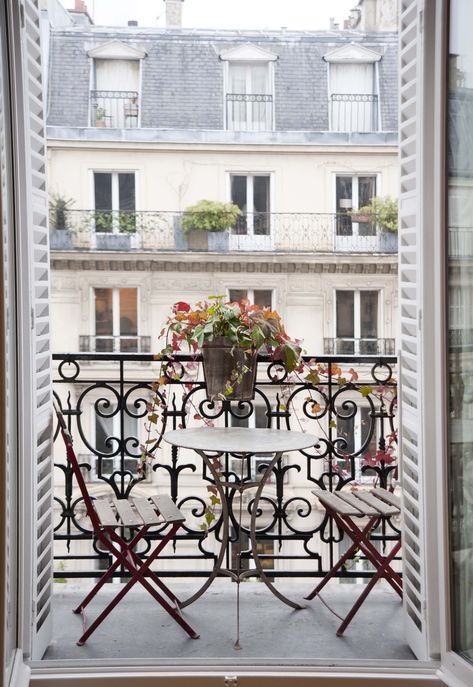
[306,488,402,636]
[53,402,199,645]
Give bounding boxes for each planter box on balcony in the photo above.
[96,233,132,251]
[379,231,397,252]
[187,229,208,250]
[49,229,74,249]
[208,232,229,251]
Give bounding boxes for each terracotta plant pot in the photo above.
[202,337,257,400]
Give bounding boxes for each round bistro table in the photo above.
[163,427,318,612]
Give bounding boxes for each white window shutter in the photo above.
[399,0,438,661]
[13,0,53,660]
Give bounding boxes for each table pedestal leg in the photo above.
[249,451,306,611]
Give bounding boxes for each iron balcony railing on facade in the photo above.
[324,338,396,356]
[48,209,398,253]
[90,90,139,128]
[52,352,399,583]
[226,92,273,131]
[330,93,379,132]
[79,335,151,353]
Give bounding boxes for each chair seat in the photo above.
[312,488,401,517]
[94,494,185,529]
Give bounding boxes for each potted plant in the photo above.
[155,295,303,402]
[351,196,398,250]
[49,194,75,249]
[95,106,106,127]
[181,199,241,250]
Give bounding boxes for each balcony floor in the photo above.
[45,581,414,663]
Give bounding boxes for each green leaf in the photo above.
[329,419,337,429]
[360,385,373,397]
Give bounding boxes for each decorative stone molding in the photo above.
[51,256,397,275]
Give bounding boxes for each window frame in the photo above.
[91,286,140,353]
[90,169,138,235]
[223,60,275,131]
[334,288,382,355]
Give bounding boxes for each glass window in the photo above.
[230,174,270,236]
[227,63,272,131]
[330,63,377,132]
[335,290,379,355]
[447,0,473,662]
[336,175,377,238]
[229,289,272,309]
[93,171,135,233]
[94,287,138,352]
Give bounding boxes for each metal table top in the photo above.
[163,427,318,454]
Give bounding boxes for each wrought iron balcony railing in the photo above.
[226,93,273,131]
[330,93,379,132]
[79,335,151,353]
[90,90,139,128]
[52,352,399,583]
[49,209,398,253]
[324,338,396,355]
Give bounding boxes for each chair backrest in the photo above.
[53,400,101,530]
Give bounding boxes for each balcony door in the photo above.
[94,288,138,352]
[335,290,379,355]
[92,58,139,128]
[229,173,272,250]
[330,62,377,132]
[335,174,377,251]
[93,171,137,247]
[227,63,272,131]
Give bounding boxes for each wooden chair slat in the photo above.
[132,497,164,526]
[354,490,399,516]
[372,488,401,510]
[112,498,144,527]
[150,495,185,524]
[311,489,365,516]
[335,491,379,516]
[94,499,119,527]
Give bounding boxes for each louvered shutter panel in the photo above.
[399,0,434,660]
[16,0,53,660]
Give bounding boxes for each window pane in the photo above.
[336,291,354,338]
[360,290,378,339]
[229,64,246,92]
[254,176,270,235]
[231,175,247,234]
[336,176,353,236]
[229,289,247,303]
[448,0,473,662]
[119,288,137,335]
[94,172,112,211]
[254,290,272,308]
[118,173,135,212]
[95,288,113,336]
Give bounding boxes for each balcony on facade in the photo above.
[79,335,151,353]
[90,90,139,128]
[330,93,379,132]
[49,209,398,253]
[49,351,407,661]
[324,337,396,356]
[225,93,273,131]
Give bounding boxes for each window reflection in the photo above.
[448,0,473,661]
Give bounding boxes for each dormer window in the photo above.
[87,41,147,129]
[220,44,277,132]
[324,44,382,133]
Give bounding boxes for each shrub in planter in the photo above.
[181,200,241,235]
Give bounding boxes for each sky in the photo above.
[62,0,357,31]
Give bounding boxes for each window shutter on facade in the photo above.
[399,0,439,661]
[13,0,53,660]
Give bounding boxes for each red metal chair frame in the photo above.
[305,488,402,636]
[54,402,199,645]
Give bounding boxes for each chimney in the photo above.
[128,20,138,27]
[74,0,86,12]
[164,0,184,29]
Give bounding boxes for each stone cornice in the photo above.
[51,253,398,274]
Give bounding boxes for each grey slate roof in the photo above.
[47,27,398,133]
